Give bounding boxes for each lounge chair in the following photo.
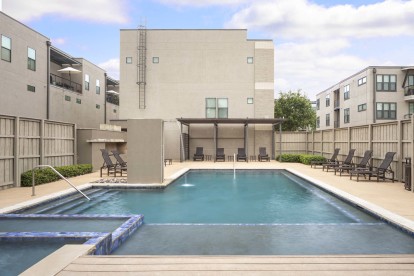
[323,149,355,172]
[216,148,225,162]
[350,152,396,182]
[334,150,372,176]
[237,148,247,162]
[258,147,270,162]
[310,148,340,168]
[193,147,204,161]
[100,149,121,177]
[111,150,127,175]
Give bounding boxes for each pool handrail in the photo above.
[31,165,90,201]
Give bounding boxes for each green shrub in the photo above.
[299,154,326,165]
[276,154,302,163]
[276,154,326,165]
[21,164,92,187]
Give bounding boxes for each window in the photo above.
[376,74,396,91]
[326,114,330,126]
[325,94,330,107]
[96,104,100,109]
[358,76,367,86]
[247,57,254,64]
[206,98,228,118]
[85,74,89,91]
[126,57,132,64]
[316,116,320,128]
[76,98,81,104]
[409,103,414,115]
[1,35,11,62]
[344,85,350,100]
[358,103,367,112]
[376,102,396,119]
[65,95,71,101]
[408,75,414,87]
[27,85,35,92]
[27,47,36,71]
[247,98,253,104]
[344,108,350,123]
[96,79,100,94]
[152,57,159,63]
[316,99,320,110]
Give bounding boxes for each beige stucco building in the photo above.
[316,66,414,130]
[119,29,275,160]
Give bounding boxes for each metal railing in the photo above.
[32,165,90,200]
[50,73,82,93]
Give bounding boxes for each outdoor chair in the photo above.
[111,150,127,175]
[310,148,340,168]
[334,150,372,176]
[100,149,121,177]
[258,147,270,162]
[350,152,396,182]
[237,148,247,162]
[323,149,355,172]
[193,147,205,161]
[216,148,225,162]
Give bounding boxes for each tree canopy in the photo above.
[274,90,316,131]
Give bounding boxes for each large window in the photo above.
[325,94,330,107]
[409,103,414,115]
[326,114,330,127]
[27,48,36,71]
[376,74,396,91]
[206,98,228,118]
[85,74,90,90]
[316,116,320,128]
[376,102,396,119]
[344,108,350,123]
[96,79,100,94]
[344,84,350,100]
[1,35,11,62]
[358,76,367,86]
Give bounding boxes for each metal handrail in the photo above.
[32,165,90,200]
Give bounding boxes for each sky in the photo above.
[2,0,414,100]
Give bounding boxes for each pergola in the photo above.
[177,118,285,161]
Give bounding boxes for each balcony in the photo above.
[334,100,340,110]
[50,73,82,93]
[404,86,414,101]
[334,121,340,128]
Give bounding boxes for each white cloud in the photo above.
[156,0,249,7]
[3,0,129,23]
[51,38,66,46]
[226,0,414,39]
[99,58,120,80]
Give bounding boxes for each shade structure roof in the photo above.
[177,118,285,126]
[50,46,80,66]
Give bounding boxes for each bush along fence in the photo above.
[275,118,414,188]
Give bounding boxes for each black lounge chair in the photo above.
[237,148,247,162]
[334,150,372,176]
[193,147,205,161]
[323,149,355,172]
[100,149,121,177]
[310,148,340,168]
[258,147,270,162]
[216,148,225,162]
[350,152,396,182]
[111,150,127,175]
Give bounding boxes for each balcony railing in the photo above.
[50,73,82,93]
[106,94,119,106]
[334,100,340,109]
[404,86,414,96]
[334,121,340,128]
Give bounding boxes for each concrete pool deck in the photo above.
[2,160,414,274]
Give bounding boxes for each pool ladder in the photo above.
[31,165,90,201]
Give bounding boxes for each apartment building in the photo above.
[315,66,414,130]
[0,11,119,129]
[119,28,276,160]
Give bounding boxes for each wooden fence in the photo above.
[0,115,76,189]
[275,119,414,183]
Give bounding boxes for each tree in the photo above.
[274,90,316,131]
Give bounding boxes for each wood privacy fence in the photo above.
[275,119,414,183]
[0,115,76,189]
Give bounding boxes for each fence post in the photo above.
[348,127,351,153]
[411,115,414,193]
[14,117,20,187]
[74,124,77,165]
[398,120,403,182]
[40,119,44,166]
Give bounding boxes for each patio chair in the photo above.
[193,147,204,161]
[100,149,120,177]
[215,148,225,162]
[334,150,372,176]
[237,148,247,162]
[111,150,127,175]
[310,148,340,168]
[258,147,270,162]
[350,152,396,182]
[323,149,355,172]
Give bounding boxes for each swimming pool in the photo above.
[16,169,414,255]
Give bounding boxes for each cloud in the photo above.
[155,0,249,7]
[226,0,414,39]
[51,38,66,46]
[3,0,129,24]
[99,58,120,80]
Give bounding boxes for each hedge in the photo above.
[276,154,326,165]
[21,164,93,187]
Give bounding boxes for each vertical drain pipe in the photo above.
[373,68,377,124]
[46,41,51,119]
